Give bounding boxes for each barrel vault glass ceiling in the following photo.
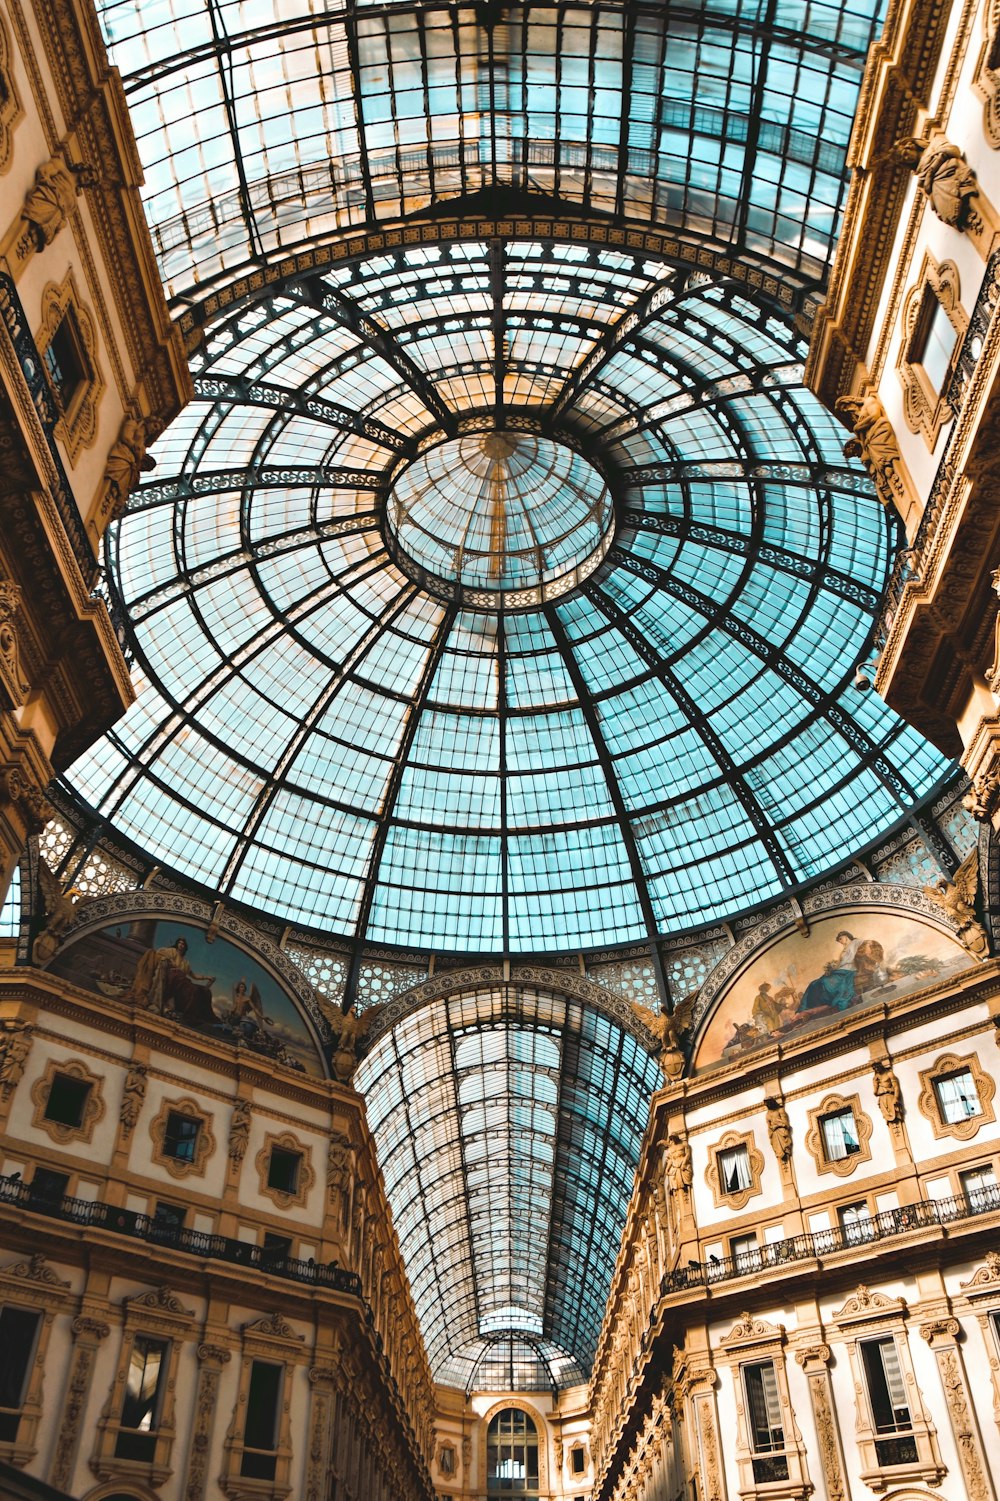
[60,0,958,1389]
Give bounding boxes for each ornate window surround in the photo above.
[973,0,1000,150]
[36,272,104,463]
[0,14,23,174]
[716,1313,811,1500]
[254,1132,315,1212]
[29,1056,105,1146]
[91,1286,195,1487]
[804,1093,873,1178]
[959,1250,1000,1428]
[149,1097,215,1180]
[220,1313,306,1501]
[0,1253,71,1467]
[831,1286,944,1493]
[916,1050,996,1141]
[896,253,967,449]
[705,1130,764,1211]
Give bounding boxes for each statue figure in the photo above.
[0,1019,33,1098]
[317,998,383,1084]
[872,1060,903,1124]
[32,858,95,966]
[326,1132,353,1227]
[21,159,78,247]
[924,850,990,961]
[228,1098,252,1164]
[836,387,905,509]
[904,133,980,229]
[665,1133,693,1195]
[631,994,695,1083]
[765,1097,793,1163]
[986,567,1000,695]
[120,1063,147,1136]
[104,415,159,520]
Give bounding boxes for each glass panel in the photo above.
[120,1336,168,1433]
[821,1110,859,1161]
[719,1146,752,1192]
[934,1070,980,1123]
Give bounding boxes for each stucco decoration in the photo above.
[691,889,976,1069]
[46,902,325,1076]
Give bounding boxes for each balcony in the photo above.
[664,1188,1000,1293]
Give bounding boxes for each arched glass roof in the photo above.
[354,985,660,1386]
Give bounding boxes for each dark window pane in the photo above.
[28,1169,68,1207]
[43,312,89,414]
[267,1148,301,1194]
[44,1074,90,1128]
[0,1307,41,1409]
[244,1361,282,1452]
[164,1113,200,1161]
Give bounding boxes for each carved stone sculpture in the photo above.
[765,1097,793,1162]
[924,850,990,960]
[227,1097,252,1164]
[836,386,908,510]
[912,134,980,229]
[872,1059,903,1123]
[103,414,159,523]
[326,1131,353,1226]
[20,159,79,248]
[0,1018,32,1097]
[665,1133,692,1194]
[32,858,95,966]
[963,767,1000,822]
[0,580,28,706]
[119,1063,147,1136]
[986,567,1000,694]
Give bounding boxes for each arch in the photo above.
[482,1400,548,1496]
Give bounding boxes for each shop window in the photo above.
[240,1361,283,1480]
[961,1164,998,1212]
[860,1337,917,1466]
[164,1112,200,1163]
[742,1361,789,1482]
[919,1053,995,1141]
[839,1202,875,1245]
[267,1147,301,1196]
[0,1307,42,1442]
[114,1335,169,1462]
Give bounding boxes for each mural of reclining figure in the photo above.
[126,935,217,1025]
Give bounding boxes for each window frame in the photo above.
[0,1260,69,1468]
[149,1097,216,1180]
[255,1131,315,1210]
[35,273,104,462]
[918,1052,996,1142]
[30,1056,105,1146]
[897,253,967,449]
[805,1093,873,1178]
[706,1129,764,1210]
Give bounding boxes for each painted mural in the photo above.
[694,910,973,1069]
[48,918,322,1076]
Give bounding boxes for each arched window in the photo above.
[486,1408,539,1495]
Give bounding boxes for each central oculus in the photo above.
[384,431,615,607]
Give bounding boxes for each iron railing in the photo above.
[662,1187,1000,1293]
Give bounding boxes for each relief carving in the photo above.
[0,1018,32,1098]
[119,1063,147,1137]
[0,580,28,707]
[836,386,910,511]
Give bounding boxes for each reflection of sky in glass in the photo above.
[64,247,952,952]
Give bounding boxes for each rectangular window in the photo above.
[43,310,89,416]
[718,1146,751,1194]
[914,296,958,396]
[731,1233,760,1271]
[934,1069,980,1123]
[861,1337,917,1466]
[115,1335,169,1461]
[43,1074,90,1129]
[0,1307,42,1441]
[961,1165,998,1212]
[267,1147,301,1195]
[742,1361,789,1483]
[570,1447,585,1475]
[261,1233,292,1269]
[241,1361,283,1479]
[839,1202,875,1245]
[28,1168,68,1208]
[820,1109,860,1162]
[164,1112,200,1162]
